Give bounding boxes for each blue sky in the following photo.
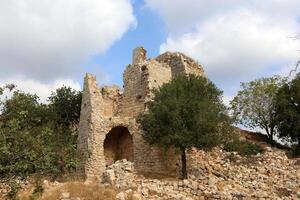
[0,0,300,103]
[87,0,166,86]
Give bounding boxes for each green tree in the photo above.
[48,86,82,127]
[0,86,82,181]
[0,91,48,179]
[231,76,286,143]
[138,75,229,179]
[275,74,300,155]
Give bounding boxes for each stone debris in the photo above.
[104,148,300,200]
[102,159,135,189]
[59,192,70,200]
[0,177,29,196]
[0,146,299,199]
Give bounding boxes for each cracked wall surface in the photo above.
[78,47,205,179]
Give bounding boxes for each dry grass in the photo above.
[39,182,117,200]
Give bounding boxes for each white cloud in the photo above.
[145,0,240,33]
[0,78,81,103]
[146,0,300,94]
[0,0,136,82]
[160,10,300,81]
[146,0,300,33]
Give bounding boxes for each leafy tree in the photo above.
[48,86,82,127]
[0,86,82,181]
[230,76,286,143]
[0,91,48,179]
[275,74,300,155]
[138,75,229,179]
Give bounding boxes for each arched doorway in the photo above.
[104,126,134,166]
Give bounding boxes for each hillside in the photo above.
[7,143,300,200]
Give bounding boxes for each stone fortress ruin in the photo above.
[77,47,205,179]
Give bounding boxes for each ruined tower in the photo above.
[77,47,205,179]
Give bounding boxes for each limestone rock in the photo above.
[116,192,126,200]
[98,146,300,200]
[59,192,70,200]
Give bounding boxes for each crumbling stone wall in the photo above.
[156,52,204,77]
[78,47,205,179]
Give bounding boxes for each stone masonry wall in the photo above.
[78,47,205,179]
[101,86,121,117]
[119,64,146,118]
[77,74,105,178]
[156,52,205,77]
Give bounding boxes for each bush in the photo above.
[29,181,44,200]
[0,87,82,181]
[6,181,21,200]
[224,139,264,156]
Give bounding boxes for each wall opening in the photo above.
[104,126,134,166]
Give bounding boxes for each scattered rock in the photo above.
[100,148,300,200]
[59,192,70,200]
[116,191,126,200]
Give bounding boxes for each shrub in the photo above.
[29,181,44,200]
[224,139,264,156]
[6,181,21,200]
[0,87,82,182]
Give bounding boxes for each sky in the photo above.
[0,0,300,103]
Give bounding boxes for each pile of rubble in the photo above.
[103,147,300,200]
[0,177,29,197]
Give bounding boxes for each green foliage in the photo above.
[231,76,287,142]
[0,87,82,183]
[275,74,300,155]
[138,74,231,178]
[29,181,44,200]
[48,86,82,126]
[6,181,20,200]
[224,139,264,156]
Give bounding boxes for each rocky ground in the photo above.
[103,147,300,200]
[1,146,300,200]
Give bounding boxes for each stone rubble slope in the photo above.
[103,147,300,200]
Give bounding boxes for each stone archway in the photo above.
[104,126,134,166]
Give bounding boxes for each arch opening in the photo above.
[104,126,134,166]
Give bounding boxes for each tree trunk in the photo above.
[265,128,274,145]
[295,141,300,157]
[180,147,187,179]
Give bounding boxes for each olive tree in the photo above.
[230,76,286,143]
[138,75,229,179]
[275,74,300,155]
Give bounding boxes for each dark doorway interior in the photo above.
[104,126,134,166]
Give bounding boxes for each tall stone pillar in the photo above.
[77,73,105,180]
